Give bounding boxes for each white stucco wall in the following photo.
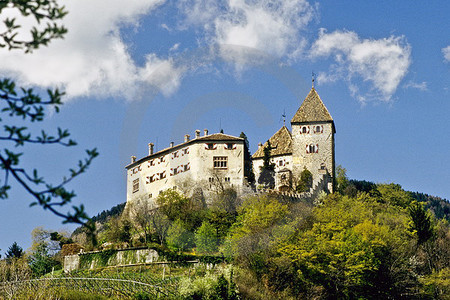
[253,154,293,189]
[126,135,245,206]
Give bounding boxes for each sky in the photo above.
[0,0,449,254]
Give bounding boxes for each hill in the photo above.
[66,180,450,299]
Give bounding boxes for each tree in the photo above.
[296,168,312,193]
[103,215,134,246]
[5,242,23,259]
[335,165,349,194]
[240,132,255,184]
[30,226,63,255]
[195,221,218,254]
[128,199,154,244]
[257,141,275,189]
[0,256,31,283]
[156,189,206,231]
[150,209,171,245]
[377,183,414,208]
[166,219,194,252]
[227,195,288,270]
[0,0,98,226]
[208,188,239,239]
[277,193,418,298]
[156,190,189,221]
[262,141,274,171]
[28,243,60,277]
[50,231,73,248]
[409,202,434,245]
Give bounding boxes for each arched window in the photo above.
[302,127,307,134]
[316,125,321,133]
[309,144,318,154]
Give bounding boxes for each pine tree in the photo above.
[5,242,23,259]
[240,132,255,184]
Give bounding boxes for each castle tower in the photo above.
[291,87,335,193]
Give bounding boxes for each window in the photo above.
[148,193,152,198]
[209,177,214,182]
[302,126,308,134]
[308,144,318,154]
[159,171,166,179]
[213,156,228,169]
[206,143,214,150]
[226,143,235,150]
[146,174,156,183]
[224,177,231,182]
[316,126,321,132]
[184,163,190,171]
[132,179,139,193]
[132,166,141,174]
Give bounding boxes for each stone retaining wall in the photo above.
[63,248,159,273]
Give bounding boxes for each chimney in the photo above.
[258,142,263,149]
[204,129,208,136]
[170,142,174,148]
[195,129,200,138]
[148,143,154,155]
[184,134,190,142]
[131,156,136,163]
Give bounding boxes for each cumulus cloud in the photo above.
[311,29,411,102]
[179,0,316,65]
[0,0,415,103]
[0,0,184,100]
[443,46,450,62]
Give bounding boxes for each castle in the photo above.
[126,86,335,206]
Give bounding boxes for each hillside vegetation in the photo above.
[2,171,450,299]
[66,173,450,299]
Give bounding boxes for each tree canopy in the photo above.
[0,0,98,226]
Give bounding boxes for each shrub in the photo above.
[296,168,312,193]
[195,221,218,254]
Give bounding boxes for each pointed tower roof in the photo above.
[252,126,292,159]
[291,87,333,124]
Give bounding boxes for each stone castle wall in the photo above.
[292,122,334,193]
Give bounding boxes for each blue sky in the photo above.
[0,0,449,253]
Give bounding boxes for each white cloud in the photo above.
[404,81,428,91]
[179,0,316,65]
[178,0,220,28]
[0,0,184,100]
[0,1,416,103]
[139,54,186,96]
[311,29,411,102]
[443,46,450,62]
